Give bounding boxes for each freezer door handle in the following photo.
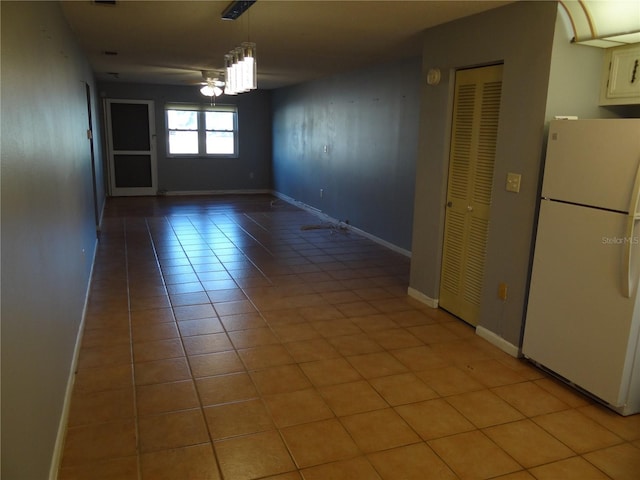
[623,158,640,298]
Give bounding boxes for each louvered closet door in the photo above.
[439,64,503,326]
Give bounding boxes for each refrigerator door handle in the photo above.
[623,158,640,298]
[623,217,638,298]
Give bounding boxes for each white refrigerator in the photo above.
[522,119,640,416]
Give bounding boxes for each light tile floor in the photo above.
[59,195,640,480]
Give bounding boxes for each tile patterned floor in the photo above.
[58,195,640,480]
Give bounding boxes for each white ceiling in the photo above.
[60,0,512,90]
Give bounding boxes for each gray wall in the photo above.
[97,82,272,193]
[272,58,421,251]
[409,1,558,346]
[1,2,105,478]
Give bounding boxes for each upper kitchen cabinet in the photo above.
[558,1,639,105]
[600,43,640,105]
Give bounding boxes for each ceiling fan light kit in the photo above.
[200,84,223,97]
[200,71,225,98]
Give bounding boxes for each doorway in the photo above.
[105,99,157,196]
[85,83,99,231]
[439,64,503,326]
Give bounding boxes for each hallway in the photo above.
[58,195,640,479]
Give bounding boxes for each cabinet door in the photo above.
[600,44,640,105]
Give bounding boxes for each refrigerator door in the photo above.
[542,119,640,213]
[523,200,640,409]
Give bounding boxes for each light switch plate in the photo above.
[506,172,521,193]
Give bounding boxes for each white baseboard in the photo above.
[96,198,106,233]
[48,238,98,480]
[475,325,520,358]
[160,189,272,196]
[348,224,411,258]
[271,191,324,215]
[271,191,411,258]
[407,287,439,308]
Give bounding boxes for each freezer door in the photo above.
[542,119,640,213]
[523,200,640,409]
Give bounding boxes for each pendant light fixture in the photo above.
[224,42,257,95]
[198,1,258,97]
[220,0,257,95]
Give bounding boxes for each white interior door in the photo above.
[106,99,157,196]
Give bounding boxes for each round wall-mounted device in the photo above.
[426,68,441,86]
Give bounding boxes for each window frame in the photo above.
[165,103,238,158]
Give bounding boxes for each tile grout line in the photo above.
[122,217,144,480]
[146,214,228,480]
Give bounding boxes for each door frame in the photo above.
[85,83,100,231]
[105,99,158,196]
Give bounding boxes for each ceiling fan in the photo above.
[199,70,226,97]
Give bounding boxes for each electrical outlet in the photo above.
[506,173,521,193]
[498,282,508,301]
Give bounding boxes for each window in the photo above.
[166,104,238,157]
